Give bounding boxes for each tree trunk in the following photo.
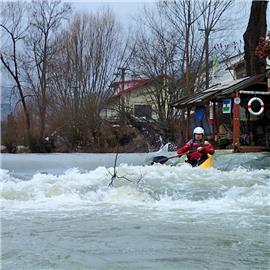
[243,0,268,76]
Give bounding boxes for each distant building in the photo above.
[101,76,173,125]
[172,72,270,152]
[211,53,246,85]
[171,52,270,152]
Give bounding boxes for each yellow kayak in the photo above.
[198,154,214,168]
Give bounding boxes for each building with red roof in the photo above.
[101,76,174,125]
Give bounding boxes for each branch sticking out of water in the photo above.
[107,145,144,187]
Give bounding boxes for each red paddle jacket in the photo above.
[177,139,215,161]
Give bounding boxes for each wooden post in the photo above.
[213,102,217,143]
[209,101,216,143]
[185,108,190,141]
[232,92,241,152]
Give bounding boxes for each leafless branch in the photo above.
[107,144,144,187]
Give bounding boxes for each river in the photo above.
[1,151,270,270]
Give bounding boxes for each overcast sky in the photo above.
[68,0,155,29]
[67,1,253,38]
[1,0,269,111]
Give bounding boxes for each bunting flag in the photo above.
[212,53,219,71]
[223,99,232,114]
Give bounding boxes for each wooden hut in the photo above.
[171,73,270,152]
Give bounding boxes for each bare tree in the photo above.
[1,0,71,151]
[126,0,234,145]
[134,24,178,107]
[24,0,71,144]
[49,10,130,147]
[158,0,206,95]
[123,6,181,143]
[159,0,233,93]
[0,1,34,149]
[198,0,233,88]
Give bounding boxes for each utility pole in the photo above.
[199,27,212,89]
[205,28,210,89]
[117,67,126,125]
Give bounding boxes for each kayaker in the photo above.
[176,127,215,167]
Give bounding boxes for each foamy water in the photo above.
[1,165,270,214]
[1,153,270,270]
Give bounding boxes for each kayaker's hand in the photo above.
[177,154,182,158]
[197,147,205,152]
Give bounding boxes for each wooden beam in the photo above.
[232,92,241,152]
[212,102,216,143]
[239,90,270,95]
[254,82,267,85]
[185,108,190,141]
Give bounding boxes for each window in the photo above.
[134,105,152,118]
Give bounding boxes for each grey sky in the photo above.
[68,0,155,28]
[1,0,269,114]
[67,1,253,39]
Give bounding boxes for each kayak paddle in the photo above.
[151,155,181,165]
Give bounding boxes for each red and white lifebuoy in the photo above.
[247,97,264,116]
